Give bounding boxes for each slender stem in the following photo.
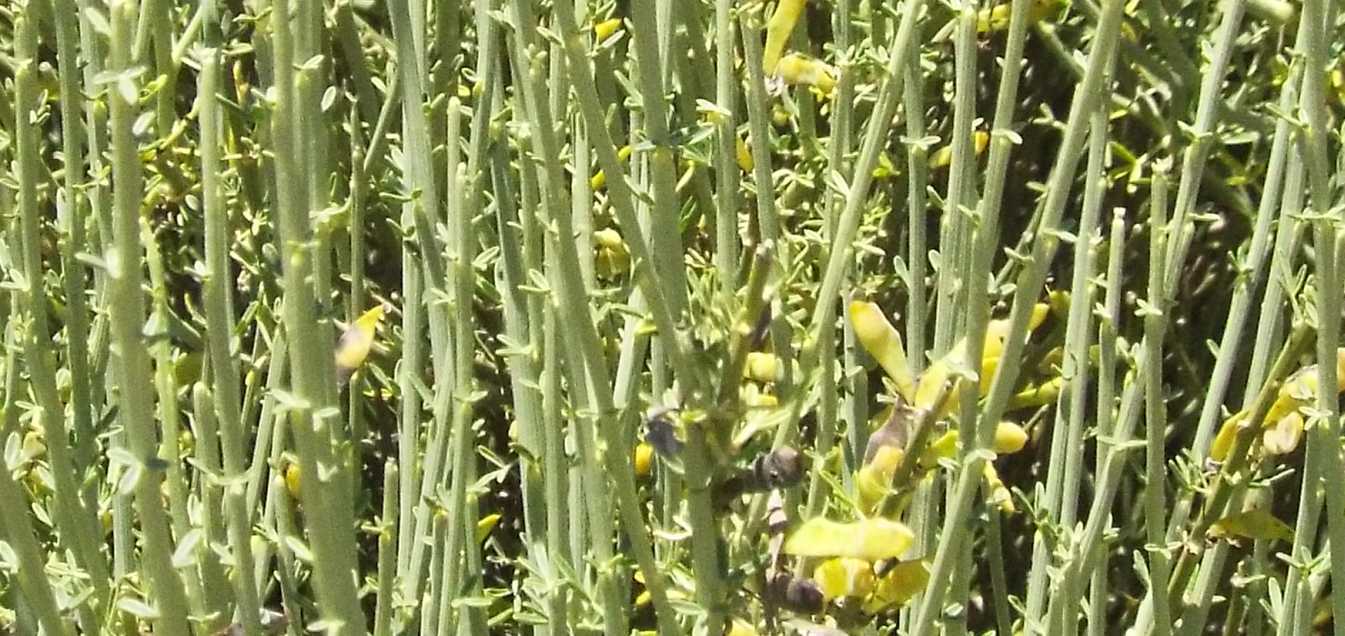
[1293,0,1345,630]
[200,43,265,632]
[713,0,740,291]
[931,3,979,357]
[1144,163,1173,636]
[13,10,111,631]
[106,1,191,631]
[374,461,400,636]
[1087,209,1127,636]
[267,0,365,627]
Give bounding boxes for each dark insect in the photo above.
[766,571,825,615]
[748,305,773,350]
[742,446,804,492]
[644,407,684,457]
[716,446,805,503]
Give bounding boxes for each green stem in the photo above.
[13,9,111,631]
[1144,163,1173,636]
[106,1,191,631]
[200,43,265,632]
[267,0,365,628]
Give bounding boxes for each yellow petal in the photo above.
[983,303,1050,361]
[976,3,1012,31]
[634,443,654,478]
[594,18,622,41]
[928,144,954,170]
[972,130,990,156]
[1208,508,1294,543]
[335,304,388,375]
[594,228,624,249]
[978,0,1060,33]
[922,430,960,467]
[848,301,916,401]
[589,145,633,191]
[475,513,501,543]
[914,340,964,414]
[744,351,783,383]
[928,131,988,170]
[763,0,807,74]
[984,463,1014,513]
[812,557,876,601]
[856,445,904,515]
[775,53,837,93]
[284,463,301,499]
[783,517,914,561]
[863,560,930,613]
[736,134,754,172]
[1007,377,1062,411]
[1261,412,1303,456]
[993,421,1028,454]
[980,355,1001,394]
[1209,410,1246,462]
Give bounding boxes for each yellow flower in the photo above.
[928,130,990,169]
[634,442,654,478]
[334,304,389,382]
[862,560,930,613]
[775,53,837,94]
[763,0,808,74]
[784,517,914,561]
[594,228,631,279]
[475,513,502,543]
[744,351,782,383]
[593,18,622,41]
[590,145,634,190]
[812,557,876,602]
[736,134,754,172]
[993,421,1028,454]
[1210,348,1345,461]
[977,0,1063,33]
[856,444,905,516]
[1007,377,1063,411]
[284,462,301,499]
[849,301,917,400]
[1208,508,1293,543]
[914,303,1051,416]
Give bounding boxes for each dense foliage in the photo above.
[1,0,1344,633]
